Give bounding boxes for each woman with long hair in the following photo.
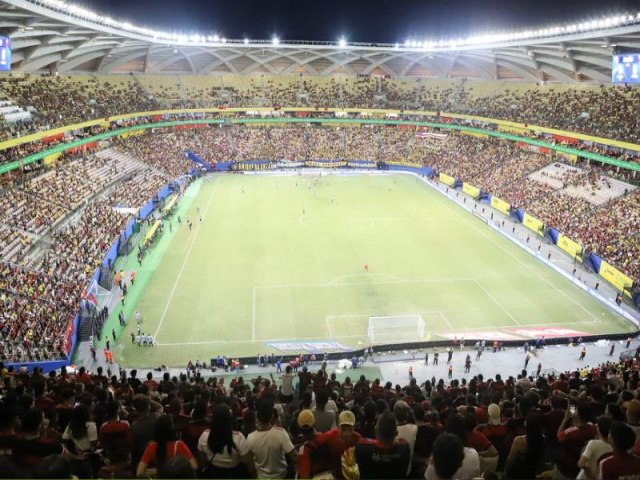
[62,404,99,478]
[136,415,197,478]
[504,410,546,479]
[198,404,254,478]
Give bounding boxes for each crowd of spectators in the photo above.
[1,74,640,150]
[0,74,157,140]
[0,265,81,362]
[0,123,638,368]
[0,350,639,478]
[0,153,174,362]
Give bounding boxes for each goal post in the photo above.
[367,314,426,345]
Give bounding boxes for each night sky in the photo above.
[79,0,640,43]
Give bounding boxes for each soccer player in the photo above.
[147,334,153,347]
[135,334,140,346]
[136,310,141,324]
[364,263,369,272]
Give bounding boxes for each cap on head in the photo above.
[297,410,315,429]
[339,410,356,427]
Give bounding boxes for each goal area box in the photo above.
[367,314,425,345]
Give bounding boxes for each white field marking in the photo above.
[153,178,219,341]
[453,210,600,322]
[473,279,522,326]
[326,273,409,285]
[325,317,334,338]
[156,333,368,347]
[298,215,375,230]
[255,277,476,290]
[438,311,454,331]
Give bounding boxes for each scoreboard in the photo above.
[0,37,10,71]
[612,53,640,83]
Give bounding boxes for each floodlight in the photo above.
[272,36,280,45]
[338,37,347,47]
[244,38,249,44]
[213,34,220,42]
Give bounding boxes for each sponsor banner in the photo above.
[63,321,74,354]
[440,331,522,341]
[522,213,544,236]
[43,152,62,165]
[552,134,579,144]
[498,125,529,135]
[439,172,455,186]
[504,327,588,339]
[416,131,448,140]
[557,234,583,260]
[305,160,347,168]
[491,196,510,215]
[460,131,489,138]
[42,132,64,144]
[267,341,351,353]
[462,182,480,199]
[558,152,578,164]
[599,261,634,294]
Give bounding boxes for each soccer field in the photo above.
[113,173,634,367]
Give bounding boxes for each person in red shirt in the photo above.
[464,413,497,455]
[136,415,197,478]
[300,410,362,479]
[99,400,132,468]
[144,372,159,392]
[76,366,92,385]
[599,421,640,480]
[556,403,597,479]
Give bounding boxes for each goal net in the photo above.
[368,314,425,345]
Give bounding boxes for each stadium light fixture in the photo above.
[243,38,250,44]
[338,37,347,48]
[28,0,640,49]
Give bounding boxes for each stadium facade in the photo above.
[1,0,639,82]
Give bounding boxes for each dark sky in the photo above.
[79,0,640,43]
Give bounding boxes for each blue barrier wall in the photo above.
[548,228,560,244]
[138,199,155,220]
[584,253,603,274]
[124,218,136,239]
[101,239,120,269]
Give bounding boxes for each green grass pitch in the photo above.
[112,173,634,367]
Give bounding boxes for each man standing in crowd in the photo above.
[245,400,296,479]
[354,411,410,479]
[298,410,362,479]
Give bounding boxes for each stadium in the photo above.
[1,0,640,477]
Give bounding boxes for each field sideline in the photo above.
[109,173,633,368]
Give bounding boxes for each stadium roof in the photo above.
[2,0,640,82]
